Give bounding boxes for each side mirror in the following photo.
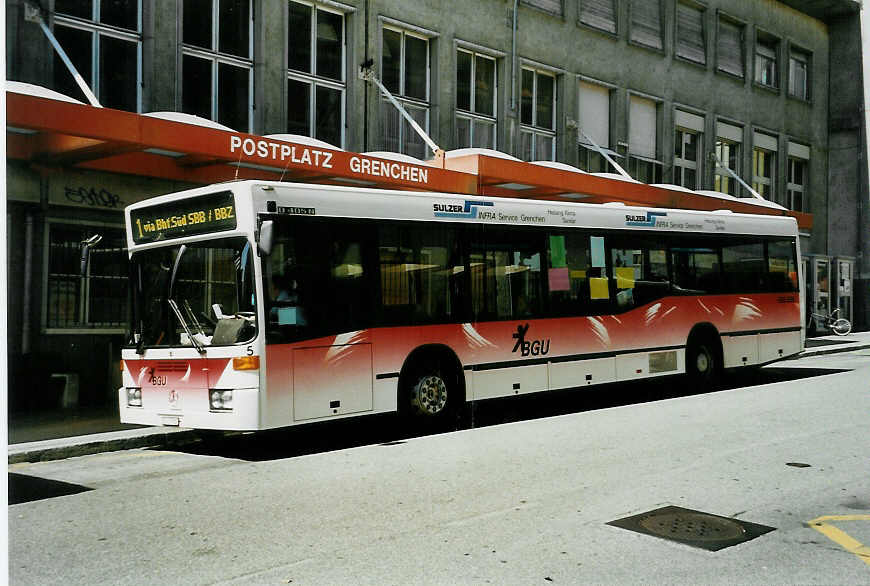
[258,220,274,256]
[80,234,103,276]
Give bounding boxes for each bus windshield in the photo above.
[129,236,257,350]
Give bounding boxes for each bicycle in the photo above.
[808,308,852,336]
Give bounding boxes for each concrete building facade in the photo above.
[5,0,868,416]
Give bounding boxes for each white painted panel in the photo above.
[549,357,616,389]
[616,352,651,380]
[788,141,810,159]
[717,121,743,142]
[722,335,759,368]
[629,96,657,158]
[473,363,549,400]
[675,109,704,132]
[758,331,802,363]
[579,81,610,148]
[293,344,373,420]
[753,132,778,152]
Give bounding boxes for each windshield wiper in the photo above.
[184,299,206,336]
[168,299,205,354]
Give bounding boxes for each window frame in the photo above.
[628,0,664,51]
[788,44,811,102]
[753,30,780,91]
[578,0,618,36]
[286,1,347,148]
[52,1,143,112]
[715,11,745,79]
[627,93,662,183]
[455,48,498,149]
[519,66,558,161]
[42,219,129,334]
[380,24,433,158]
[675,0,707,67]
[787,153,809,212]
[180,0,254,132]
[751,131,777,202]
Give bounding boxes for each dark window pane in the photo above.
[99,35,138,111]
[456,51,472,111]
[217,62,249,130]
[536,73,554,129]
[315,85,342,147]
[182,55,212,119]
[287,78,311,135]
[183,0,212,49]
[475,55,495,116]
[219,0,249,57]
[316,10,343,80]
[101,0,138,30]
[382,29,401,93]
[520,69,534,125]
[404,35,428,100]
[53,26,93,101]
[55,0,93,20]
[288,1,312,72]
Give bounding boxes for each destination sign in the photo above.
[130,191,237,243]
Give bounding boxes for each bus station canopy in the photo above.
[6,86,812,230]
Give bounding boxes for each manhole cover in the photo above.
[608,506,775,551]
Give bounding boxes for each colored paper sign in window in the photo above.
[549,235,567,268]
[548,267,570,291]
[590,277,609,299]
[591,236,606,268]
[615,267,636,289]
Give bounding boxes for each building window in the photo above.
[787,142,809,211]
[752,133,777,201]
[754,34,779,89]
[717,15,744,78]
[579,0,617,34]
[522,0,563,16]
[714,122,743,196]
[628,95,661,183]
[520,68,556,161]
[52,0,141,111]
[456,49,497,149]
[630,0,663,50]
[788,47,810,101]
[676,1,706,65]
[45,223,128,330]
[577,81,616,173]
[287,1,346,148]
[381,26,431,158]
[181,0,253,132]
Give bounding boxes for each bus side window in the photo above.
[472,228,544,321]
[722,241,765,292]
[767,239,799,292]
[671,247,721,294]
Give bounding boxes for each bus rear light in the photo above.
[126,388,142,407]
[233,356,260,370]
[209,389,233,411]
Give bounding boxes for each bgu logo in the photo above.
[512,323,550,357]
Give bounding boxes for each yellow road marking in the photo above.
[808,515,870,567]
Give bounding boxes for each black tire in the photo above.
[400,355,461,431]
[686,334,721,387]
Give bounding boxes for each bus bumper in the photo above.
[118,387,262,430]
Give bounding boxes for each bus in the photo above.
[119,180,804,430]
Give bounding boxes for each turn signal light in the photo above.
[233,356,260,370]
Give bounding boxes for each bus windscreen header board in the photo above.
[130,191,237,243]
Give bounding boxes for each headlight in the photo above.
[209,389,233,411]
[126,388,142,407]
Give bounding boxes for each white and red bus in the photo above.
[119,180,803,430]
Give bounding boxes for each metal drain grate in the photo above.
[607,506,775,551]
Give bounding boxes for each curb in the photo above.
[798,342,870,359]
[8,427,199,464]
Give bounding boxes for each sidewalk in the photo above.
[8,331,870,464]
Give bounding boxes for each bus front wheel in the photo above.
[400,353,461,429]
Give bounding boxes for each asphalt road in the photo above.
[9,350,870,585]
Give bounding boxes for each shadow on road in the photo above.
[161,367,848,463]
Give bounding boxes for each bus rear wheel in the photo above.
[686,334,721,387]
[400,354,461,430]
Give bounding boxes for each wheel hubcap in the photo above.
[411,375,448,416]
[696,351,710,373]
